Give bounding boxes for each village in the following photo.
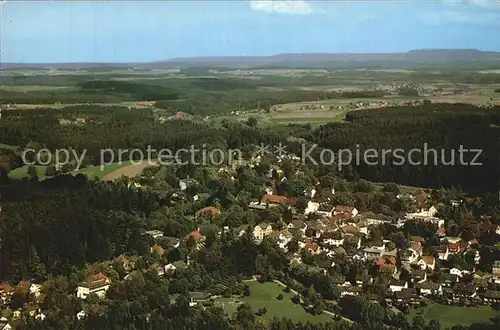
[1,148,500,329]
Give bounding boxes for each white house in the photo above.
[419,282,442,296]
[0,320,12,330]
[322,232,344,247]
[315,204,335,217]
[389,279,408,292]
[145,230,164,239]
[35,312,46,321]
[29,283,42,298]
[436,245,449,261]
[253,223,273,241]
[363,246,385,260]
[76,310,86,320]
[334,206,359,218]
[76,273,112,299]
[450,268,464,278]
[417,256,436,271]
[304,201,320,215]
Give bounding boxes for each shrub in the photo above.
[276,293,284,300]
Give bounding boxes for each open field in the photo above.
[215,89,500,126]
[0,143,19,150]
[101,160,157,181]
[407,303,500,328]
[225,282,332,323]
[7,161,135,180]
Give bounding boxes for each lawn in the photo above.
[0,143,19,150]
[73,161,134,179]
[230,281,333,324]
[7,161,134,180]
[407,303,500,328]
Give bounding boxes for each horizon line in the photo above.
[2,48,499,65]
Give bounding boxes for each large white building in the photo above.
[76,273,112,299]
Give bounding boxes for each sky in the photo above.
[1,0,500,63]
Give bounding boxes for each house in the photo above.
[448,243,461,255]
[316,204,335,217]
[188,291,212,307]
[35,312,47,321]
[287,220,307,233]
[492,260,500,276]
[340,224,359,236]
[304,242,321,254]
[321,231,344,247]
[481,290,500,304]
[29,283,42,298]
[196,206,221,216]
[375,256,397,274]
[76,273,112,299]
[344,235,362,250]
[394,288,420,306]
[254,223,273,240]
[409,242,423,257]
[76,310,86,320]
[334,206,358,218]
[0,282,15,298]
[151,244,166,257]
[411,269,427,283]
[165,260,187,274]
[450,282,476,301]
[340,286,362,297]
[150,263,165,277]
[437,226,446,237]
[418,282,442,296]
[434,245,449,261]
[363,246,385,260]
[0,321,12,330]
[441,273,460,288]
[418,256,436,272]
[261,194,286,205]
[400,249,419,265]
[442,236,462,244]
[304,201,320,215]
[389,279,408,292]
[179,178,198,191]
[186,231,205,249]
[145,230,164,239]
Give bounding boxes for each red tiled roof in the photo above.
[187,231,204,241]
[198,206,221,215]
[335,206,355,214]
[80,273,111,289]
[268,231,281,239]
[375,256,396,271]
[261,194,287,204]
[422,256,435,265]
[448,243,460,252]
[305,242,320,252]
[284,197,298,206]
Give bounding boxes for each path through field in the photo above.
[101,160,157,181]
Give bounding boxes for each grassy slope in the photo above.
[7,161,134,180]
[407,303,500,328]
[237,282,332,323]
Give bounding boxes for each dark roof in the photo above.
[452,282,475,294]
[390,279,407,287]
[395,288,417,300]
[482,290,500,299]
[418,282,441,290]
[318,203,334,212]
[189,291,212,300]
